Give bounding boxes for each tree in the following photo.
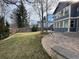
[31,25,38,32]
[11,0,28,28]
[0,16,4,33]
[29,0,56,33]
[4,22,10,38]
[0,16,10,39]
[3,0,50,32]
[5,22,9,33]
[3,0,59,33]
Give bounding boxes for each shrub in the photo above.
[31,25,38,32]
[0,21,10,40]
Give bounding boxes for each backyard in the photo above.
[0,32,51,59]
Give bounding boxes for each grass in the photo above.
[0,32,51,59]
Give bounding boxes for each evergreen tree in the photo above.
[11,0,28,28]
[0,16,4,39]
[0,16,4,32]
[5,22,10,35]
[0,16,10,39]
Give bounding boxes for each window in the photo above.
[77,20,79,31]
[56,23,57,28]
[53,15,56,19]
[54,23,57,28]
[60,21,63,28]
[71,20,75,28]
[63,20,68,28]
[60,10,63,16]
[64,7,69,16]
[63,9,65,16]
[77,7,79,12]
[53,23,55,28]
[57,22,59,28]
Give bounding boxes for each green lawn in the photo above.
[0,32,51,59]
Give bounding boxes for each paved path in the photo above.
[42,32,79,56]
[1,34,17,41]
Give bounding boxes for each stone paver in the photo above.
[42,32,79,56]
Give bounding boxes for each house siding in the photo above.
[54,28,68,32]
[71,5,77,17]
[53,2,79,32]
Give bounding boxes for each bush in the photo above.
[0,22,10,40]
[31,25,38,32]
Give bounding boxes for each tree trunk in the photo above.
[41,0,44,33]
[46,0,48,33]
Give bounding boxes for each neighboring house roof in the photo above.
[53,1,71,14]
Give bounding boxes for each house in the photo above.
[53,1,79,32]
[37,21,53,30]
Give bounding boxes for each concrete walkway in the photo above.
[42,32,79,56]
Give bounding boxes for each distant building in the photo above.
[37,21,53,30]
[53,1,79,32]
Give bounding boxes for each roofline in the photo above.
[53,1,72,14]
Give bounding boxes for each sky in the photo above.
[5,0,79,25]
[6,0,58,25]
